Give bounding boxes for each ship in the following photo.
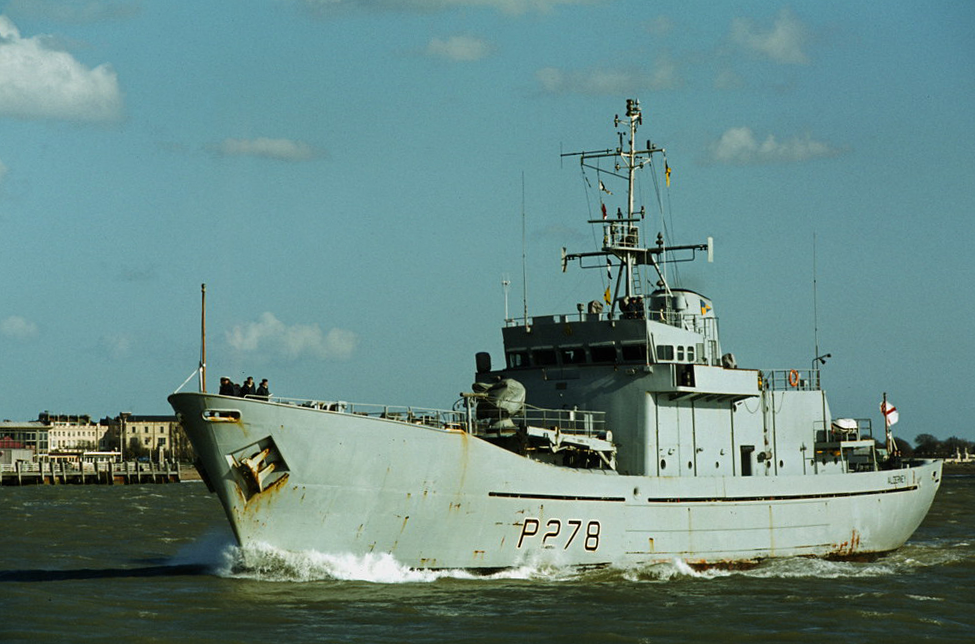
[170,99,941,570]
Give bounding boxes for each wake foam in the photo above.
[171,533,968,584]
[209,541,592,584]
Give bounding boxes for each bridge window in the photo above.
[621,343,648,363]
[590,344,617,363]
[656,345,674,361]
[532,348,558,366]
[561,347,586,365]
[506,351,529,368]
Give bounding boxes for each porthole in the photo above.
[660,459,667,470]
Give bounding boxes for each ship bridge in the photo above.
[501,285,722,374]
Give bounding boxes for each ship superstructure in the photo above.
[170,100,940,569]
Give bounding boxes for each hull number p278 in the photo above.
[517,518,601,551]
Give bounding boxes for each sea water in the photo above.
[2,475,972,643]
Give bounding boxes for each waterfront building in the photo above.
[0,435,34,465]
[1,413,191,463]
[0,419,49,453]
[41,413,109,452]
[100,414,193,461]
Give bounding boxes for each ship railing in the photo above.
[512,405,607,437]
[504,312,610,328]
[762,369,823,392]
[816,417,875,444]
[272,397,469,430]
[603,221,641,248]
[654,309,716,334]
[505,308,718,336]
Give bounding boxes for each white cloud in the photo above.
[0,16,123,122]
[731,9,809,65]
[1,315,39,340]
[301,0,597,17]
[226,312,357,361]
[707,127,840,165]
[426,35,491,61]
[536,58,680,95]
[212,137,319,161]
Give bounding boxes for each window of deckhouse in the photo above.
[560,347,586,365]
[621,343,648,363]
[532,348,558,366]
[590,344,616,363]
[506,351,528,368]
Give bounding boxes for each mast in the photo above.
[521,171,529,328]
[561,99,710,316]
[200,283,207,393]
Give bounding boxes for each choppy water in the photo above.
[2,475,972,643]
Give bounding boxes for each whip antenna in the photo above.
[200,283,207,392]
[521,171,529,329]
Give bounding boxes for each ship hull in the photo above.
[170,392,942,569]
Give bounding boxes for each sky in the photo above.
[0,0,973,443]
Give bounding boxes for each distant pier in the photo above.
[0,460,181,486]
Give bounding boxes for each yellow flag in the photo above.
[604,286,612,304]
[665,161,671,187]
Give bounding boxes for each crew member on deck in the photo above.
[241,376,256,397]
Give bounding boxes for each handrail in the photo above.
[264,395,607,437]
[510,405,606,437]
[763,369,822,391]
[268,396,468,429]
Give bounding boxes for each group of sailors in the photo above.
[219,376,270,399]
[620,295,645,319]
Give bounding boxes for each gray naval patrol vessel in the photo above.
[170,99,941,570]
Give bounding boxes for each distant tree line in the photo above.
[891,434,973,458]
